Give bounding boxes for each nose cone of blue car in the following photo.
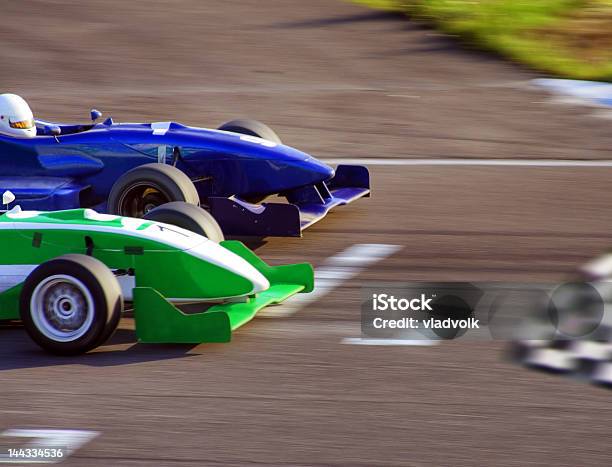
[224,130,335,181]
[259,141,336,187]
[295,155,335,179]
[166,124,337,194]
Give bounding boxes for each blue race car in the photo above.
[0,94,370,237]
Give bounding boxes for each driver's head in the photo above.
[0,94,36,138]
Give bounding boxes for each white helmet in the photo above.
[0,94,36,138]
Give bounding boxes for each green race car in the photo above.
[0,198,313,355]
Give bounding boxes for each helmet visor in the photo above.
[9,118,34,129]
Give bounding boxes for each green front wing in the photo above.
[134,241,314,343]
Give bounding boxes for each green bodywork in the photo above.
[0,285,23,320]
[0,209,314,343]
[135,241,313,343]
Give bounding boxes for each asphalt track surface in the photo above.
[1,1,612,466]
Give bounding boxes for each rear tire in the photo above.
[144,201,225,243]
[108,163,200,218]
[20,254,123,355]
[217,119,282,144]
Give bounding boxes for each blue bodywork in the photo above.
[0,118,370,236]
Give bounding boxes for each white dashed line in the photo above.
[258,243,402,318]
[534,78,612,108]
[322,158,612,167]
[0,429,99,464]
[342,338,439,346]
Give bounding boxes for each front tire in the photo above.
[20,255,123,355]
[144,201,225,243]
[108,163,200,218]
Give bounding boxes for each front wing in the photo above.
[133,241,313,344]
[208,164,370,237]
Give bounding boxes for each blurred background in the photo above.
[358,0,612,80]
[1,1,612,465]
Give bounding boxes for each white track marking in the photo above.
[258,243,402,318]
[592,110,612,120]
[0,429,99,464]
[254,313,440,346]
[322,158,612,167]
[252,321,361,338]
[534,78,612,108]
[386,94,421,99]
[342,338,439,346]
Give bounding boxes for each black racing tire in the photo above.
[143,201,225,243]
[20,254,123,355]
[108,163,200,218]
[217,119,282,144]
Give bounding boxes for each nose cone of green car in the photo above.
[135,237,271,301]
[213,258,270,297]
[187,239,271,297]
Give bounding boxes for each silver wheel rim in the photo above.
[30,274,95,342]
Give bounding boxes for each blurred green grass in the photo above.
[351,0,612,81]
